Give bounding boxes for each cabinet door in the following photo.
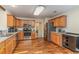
[5,43,12,54]
[54,18,59,27]
[31,32,36,39]
[20,20,23,27]
[5,38,13,54]
[53,35,56,44]
[55,35,61,46]
[51,32,56,43]
[59,16,66,27]
[12,35,16,50]
[55,34,62,46]
[16,19,20,27]
[18,32,24,40]
[7,15,14,27]
[5,35,17,54]
[15,19,18,27]
[51,32,62,46]
[54,15,66,27]
[0,42,5,54]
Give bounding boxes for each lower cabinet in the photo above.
[5,35,16,54]
[51,32,62,46]
[0,42,5,54]
[5,41,13,54]
[18,32,24,40]
[31,32,37,39]
[0,34,17,54]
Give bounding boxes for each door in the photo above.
[35,22,41,38]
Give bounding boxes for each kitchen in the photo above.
[0,5,79,54]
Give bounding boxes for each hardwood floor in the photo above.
[13,38,77,54]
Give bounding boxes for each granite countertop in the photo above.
[58,32,79,37]
[51,31,79,37]
[0,32,18,43]
[62,33,79,37]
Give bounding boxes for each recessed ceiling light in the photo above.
[34,6,45,16]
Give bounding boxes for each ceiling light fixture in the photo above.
[34,6,45,16]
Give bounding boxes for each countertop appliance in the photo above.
[62,33,79,51]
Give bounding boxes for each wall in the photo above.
[50,7,79,34]
[0,8,7,30]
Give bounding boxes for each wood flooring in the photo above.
[13,38,78,54]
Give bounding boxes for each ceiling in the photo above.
[3,5,78,18]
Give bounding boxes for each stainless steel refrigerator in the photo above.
[47,22,56,41]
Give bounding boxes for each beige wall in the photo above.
[0,8,7,30]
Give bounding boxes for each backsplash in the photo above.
[0,30,8,36]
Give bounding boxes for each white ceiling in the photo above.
[3,5,78,18]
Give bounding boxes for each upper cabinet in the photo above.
[48,19,54,23]
[54,18,60,27]
[7,15,15,27]
[15,19,21,27]
[54,15,67,28]
[23,20,35,27]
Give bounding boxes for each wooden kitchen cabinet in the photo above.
[5,38,13,54]
[12,35,17,51]
[15,19,21,27]
[0,42,5,54]
[55,34,61,46]
[54,15,66,27]
[15,19,19,27]
[5,35,16,54]
[51,32,62,46]
[59,16,66,27]
[0,35,17,54]
[19,20,23,27]
[31,32,37,39]
[7,15,15,27]
[51,32,56,44]
[54,18,60,27]
[18,32,24,40]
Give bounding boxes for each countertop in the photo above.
[0,32,18,43]
[51,31,79,37]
